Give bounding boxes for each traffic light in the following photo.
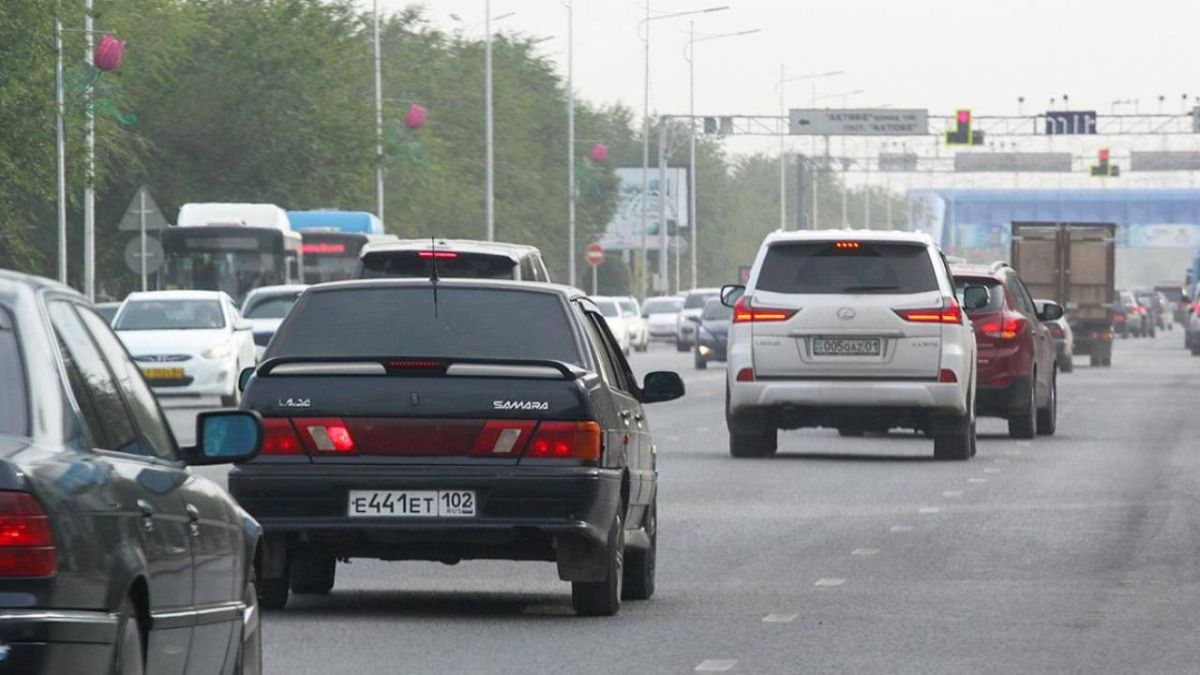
[1090,148,1120,177]
[945,109,984,146]
[703,117,718,134]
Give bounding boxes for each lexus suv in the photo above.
[723,231,978,460]
[231,279,683,616]
[952,263,1060,438]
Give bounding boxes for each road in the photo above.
[167,332,1200,674]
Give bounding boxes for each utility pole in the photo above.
[658,117,669,295]
[55,2,67,284]
[373,0,385,223]
[687,21,697,290]
[778,64,787,231]
[639,1,651,299]
[566,1,576,288]
[485,0,495,241]
[84,0,95,300]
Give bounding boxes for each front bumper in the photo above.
[0,609,118,675]
[144,355,237,397]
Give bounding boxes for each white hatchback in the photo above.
[723,231,979,460]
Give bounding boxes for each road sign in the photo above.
[1131,151,1200,172]
[585,244,605,266]
[1045,111,1097,136]
[878,153,919,172]
[124,235,164,275]
[117,185,169,232]
[955,153,1073,173]
[789,109,928,136]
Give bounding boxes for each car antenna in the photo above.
[429,236,440,318]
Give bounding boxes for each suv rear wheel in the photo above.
[729,427,777,458]
[934,412,976,461]
[1036,371,1057,436]
[1008,374,1038,439]
[289,551,336,595]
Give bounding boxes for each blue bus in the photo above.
[288,210,394,283]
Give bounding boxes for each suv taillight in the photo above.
[732,296,796,323]
[0,492,56,578]
[524,421,602,461]
[979,314,1026,340]
[895,300,962,324]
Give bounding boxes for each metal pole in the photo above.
[591,264,597,295]
[639,1,651,299]
[139,189,147,291]
[485,0,495,241]
[863,145,871,229]
[810,84,818,230]
[55,5,67,284]
[658,117,669,295]
[778,64,786,231]
[84,0,95,301]
[566,1,576,288]
[688,22,697,289]
[841,158,849,229]
[373,0,385,223]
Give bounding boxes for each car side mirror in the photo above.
[720,284,745,308]
[184,411,262,466]
[238,367,255,392]
[642,311,650,319]
[234,320,252,332]
[686,314,701,323]
[1038,301,1065,322]
[640,371,685,404]
[962,285,991,311]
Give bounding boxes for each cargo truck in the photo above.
[1011,222,1115,367]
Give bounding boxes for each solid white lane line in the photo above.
[762,613,799,623]
[814,578,846,588]
[968,477,988,484]
[942,490,964,498]
[852,548,879,557]
[695,659,737,672]
[918,506,942,514]
[890,525,914,532]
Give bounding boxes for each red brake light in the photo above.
[732,296,797,323]
[261,418,304,455]
[417,251,458,259]
[834,241,860,249]
[0,492,56,577]
[938,369,958,384]
[1192,302,1200,314]
[524,421,601,461]
[736,368,755,382]
[1048,324,1066,339]
[896,300,962,324]
[470,420,537,457]
[978,314,1025,340]
[296,418,357,453]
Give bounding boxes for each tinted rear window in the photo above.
[0,306,28,436]
[244,294,301,319]
[684,293,717,309]
[360,252,517,280]
[273,287,580,364]
[954,278,1005,313]
[703,301,732,320]
[757,242,938,295]
[644,298,682,314]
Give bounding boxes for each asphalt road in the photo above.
[166,331,1200,674]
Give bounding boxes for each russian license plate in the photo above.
[347,490,476,518]
[812,337,882,356]
[142,367,184,380]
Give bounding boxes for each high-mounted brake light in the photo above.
[833,241,861,249]
[295,418,357,453]
[417,251,458,259]
[524,421,601,461]
[732,296,797,324]
[895,300,962,324]
[261,418,304,455]
[0,492,56,578]
[386,360,444,371]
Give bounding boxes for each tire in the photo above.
[694,350,708,370]
[235,568,263,675]
[1102,356,1112,367]
[259,572,289,610]
[111,596,145,675]
[221,389,240,407]
[623,500,656,601]
[1037,371,1057,436]
[838,427,866,437]
[934,414,975,461]
[1007,374,1038,439]
[1089,353,1101,367]
[289,551,336,595]
[675,338,689,353]
[729,427,777,458]
[572,513,624,616]
[1059,356,1073,374]
[1191,340,1200,356]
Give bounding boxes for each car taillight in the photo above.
[1191,302,1200,314]
[1048,324,1065,339]
[978,314,1026,340]
[736,367,755,382]
[0,492,56,578]
[524,421,601,461]
[470,420,537,457]
[938,369,958,383]
[295,418,357,453]
[895,300,962,324]
[1114,313,1126,323]
[732,296,796,323]
[261,418,304,455]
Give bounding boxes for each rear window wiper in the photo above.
[840,284,901,292]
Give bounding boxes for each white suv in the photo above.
[723,231,979,460]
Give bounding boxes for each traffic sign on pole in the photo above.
[585,244,605,266]
[789,109,928,136]
[1045,111,1097,135]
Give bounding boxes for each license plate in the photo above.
[347,490,476,518]
[811,337,882,356]
[142,367,184,380]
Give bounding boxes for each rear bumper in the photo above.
[726,379,968,432]
[0,610,117,675]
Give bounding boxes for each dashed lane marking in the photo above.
[696,659,738,672]
[943,490,964,498]
[968,478,988,484]
[762,614,799,623]
[890,525,914,533]
[814,578,846,588]
[852,548,879,557]
[983,468,1002,474]
[918,506,942,514]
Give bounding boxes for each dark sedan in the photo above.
[693,298,732,369]
[0,270,264,675]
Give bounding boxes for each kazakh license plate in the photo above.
[142,367,184,380]
[347,490,476,518]
[811,337,883,356]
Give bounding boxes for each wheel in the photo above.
[258,570,289,610]
[934,414,975,461]
[1190,340,1200,356]
[623,499,656,600]
[1036,371,1057,436]
[572,513,624,616]
[111,596,145,675]
[289,551,336,595]
[1102,356,1112,367]
[235,567,263,675]
[221,389,240,407]
[675,338,689,353]
[1059,356,1073,374]
[1007,374,1038,439]
[693,349,708,370]
[838,427,866,437]
[729,427,777,458]
[1089,353,1101,367]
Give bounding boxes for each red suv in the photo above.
[952,263,1061,438]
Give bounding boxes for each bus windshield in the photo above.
[162,227,296,303]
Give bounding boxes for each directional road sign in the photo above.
[789,109,928,136]
[1044,111,1097,136]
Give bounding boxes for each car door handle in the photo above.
[137,499,155,532]
[185,504,201,537]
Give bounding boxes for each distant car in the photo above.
[240,284,307,360]
[1135,290,1172,331]
[618,297,650,352]
[1186,284,1200,355]
[675,288,721,352]
[642,295,683,341]
[232,279,684,616]
[1036,298,1074,373]
[1155,284,1188,325]
[114,290,257,406]
[357,239,551,282]
[1115,291,1150,338]
[0,270,264,675]
[693,298,732,369]
[94,301,121,325]
[592,296,632,354]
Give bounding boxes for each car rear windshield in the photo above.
[757,242,939,295]
[244,294,301,319]
[115,300,225,330]
[273,287,581,364]
[954,277,1005,312]
[0,305,28,437]
[360,251,517,280]
[644,297,682,314]
[594,299,620,318]
[684,293,717,309]
[703,301,733,320]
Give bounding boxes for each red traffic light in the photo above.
[957,110,971,124]
[1098,148,1110,162]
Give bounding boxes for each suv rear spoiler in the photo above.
[255,356,586,380]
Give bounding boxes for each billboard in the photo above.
[600,167,690,251]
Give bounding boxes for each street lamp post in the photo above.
[373,0,384,224]
[776,70,843,232]
[485,0,494,241]
[55,1,67,284]
[565,1,575,287]
[84,0,95,300]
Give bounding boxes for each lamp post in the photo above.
[776,70,843,232]
[685,24,759,290]
[373,0,384,224]
[638,4,729,299]
[55,1,66,284]
[565,1,575,287]
[485,0,494,241]
[83,0,95,300]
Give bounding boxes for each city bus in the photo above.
[161,203,303,303]
[288,210,395,283]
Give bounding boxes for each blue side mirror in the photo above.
[187,411,262,466]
